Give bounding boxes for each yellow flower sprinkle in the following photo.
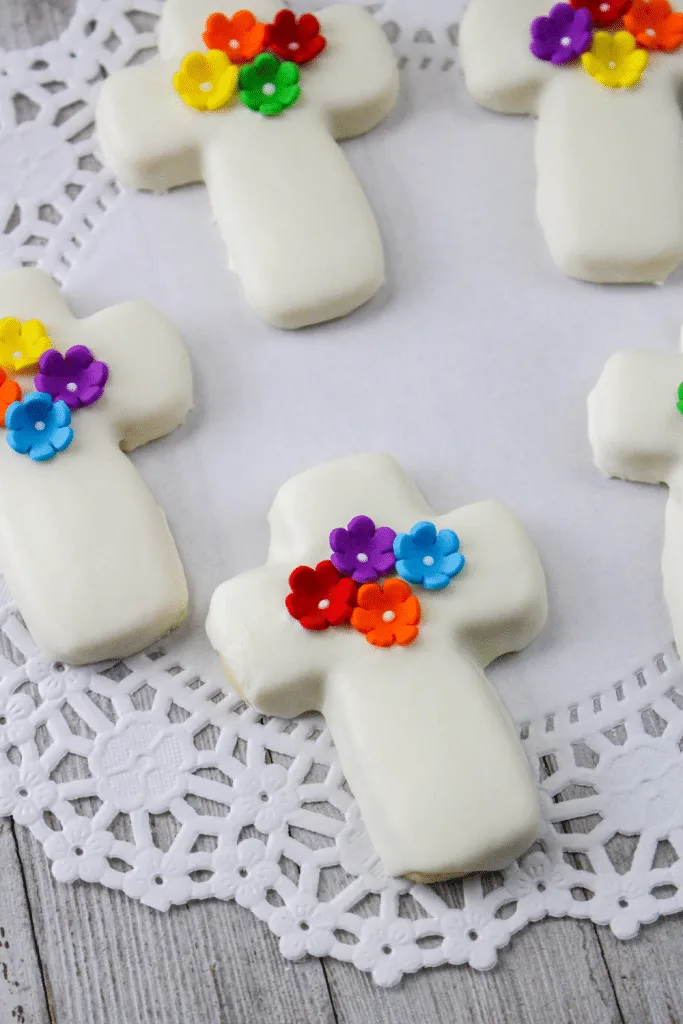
[0,318,51,373]
[173,50,239,112]
[581,31,649,88]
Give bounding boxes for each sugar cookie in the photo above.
[460,0,683,283]
[96,2,399,329]
[589,330,683,654]
[0,269,192,664]
[206,454,548,882]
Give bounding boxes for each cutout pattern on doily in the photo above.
[0,577,682,986]
[1,0,683,988]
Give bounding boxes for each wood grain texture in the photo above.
[0,0,75,50]
[325,919,624,1024]
[0,820,52,1024]
[2,1,683,1022]
[14,825,336,1024]
[598,920,683,1024]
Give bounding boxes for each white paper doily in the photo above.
[2,0,683,988]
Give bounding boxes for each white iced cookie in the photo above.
[96,1,399,330]
[0,269,192,665]
[589,329,683,655]
[460,0,683,284]
[206,453,547,882]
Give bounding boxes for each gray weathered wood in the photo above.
[0,820,52,1024]
[14,824,335,1024]
[598,919,683,1024]
[0,0,75,51]
[325,918,624,1024]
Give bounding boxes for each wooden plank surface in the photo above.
[598,920,683,1024]
[325,919,624,1024]
[13,826,336,1024]
[0,0,75,50]
[2,2,683,1022]
[0,820,52,1024]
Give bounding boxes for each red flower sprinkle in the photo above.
[265,9,326,64]
[286,560,357,631]
[570,0,632,26]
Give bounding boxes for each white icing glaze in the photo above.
[589,335,683,655]
[0,269,192,665]
[206,454,548,881]
[460,0,683,283]
[96,1,399,329]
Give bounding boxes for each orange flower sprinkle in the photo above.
[351,578,421,648]
[0,367,21,427]
[203,10,267,63]
[624,0,683,50]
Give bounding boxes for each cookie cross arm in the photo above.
[433,501,548,666]
[305,5,399,139]
[0,268,72,324]
[158,0,280,61]
[206,565,330,718]
[460,0,552,114]
[71,302,193,451]
[156,0,398,140]
[588,348,683,485]
[96,59,205,191]
[267,452,430,564]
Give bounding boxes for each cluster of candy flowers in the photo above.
[285,515,466,649]
[173,8,326,117]
[530,0,683,88]
[0,318,108,463]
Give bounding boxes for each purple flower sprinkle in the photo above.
[329,515,397,584]
[35,345,109,411]
[530,3,593,65]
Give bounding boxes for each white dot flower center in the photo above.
[12,351,21,360]
[600,2,610,10]
[34,421,45,431]
[200,81,212,92]
[229,38,240,49]
[382,611,396,623]
[646,27,656,35]
[609,60,616,68]
[356,553,369,563]
[318,599,331,611]
[66,382,78,392]
[262,82,276,96]
[560,35,571,46]
[422,555,435,567]
[289,41,300,50]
